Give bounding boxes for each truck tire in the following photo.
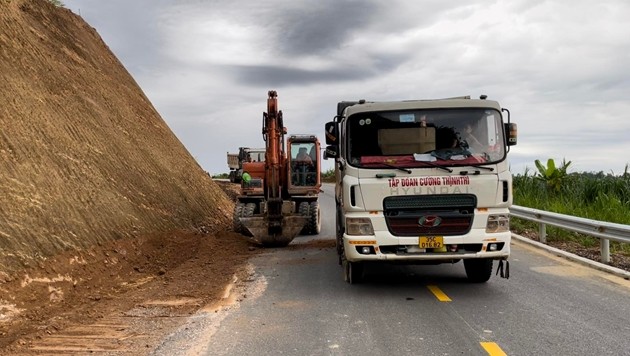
[335,206,343,265]
[233,202,245,233]
[343,259,363,284]
[464,259,493,283]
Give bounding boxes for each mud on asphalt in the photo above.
[0,182,261,355]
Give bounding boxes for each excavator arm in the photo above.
[262,90,286,236]
[238,91,307,246]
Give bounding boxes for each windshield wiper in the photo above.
[372,160,453,173]
[417,160,453,173]
[469,164,494,171]
[380,162,412,174]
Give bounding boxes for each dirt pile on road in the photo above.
[0,0,232,272]
[0,180,255,354]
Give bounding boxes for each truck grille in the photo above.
[383,194,476,236]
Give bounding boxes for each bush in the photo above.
[514,162,630,254]
[322,168,335,183]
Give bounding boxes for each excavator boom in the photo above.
[236,91,307,246]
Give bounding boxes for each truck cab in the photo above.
[324,96,517,283]
[227,147,265,183]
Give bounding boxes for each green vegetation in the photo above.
[534,158,571,193]
[48,0,64,7]
[212,173,229,179]
[513,160,630,255]
[321,168,335,183]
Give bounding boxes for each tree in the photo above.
[534,158,571,193]
[48,0,64,7]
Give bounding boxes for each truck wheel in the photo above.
[464,259,493,283]
[335,207,343,265]
[233,202,245,233]
[343,259,363,284]
[308,201,321,235]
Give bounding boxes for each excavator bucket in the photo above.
[240,215,307,247]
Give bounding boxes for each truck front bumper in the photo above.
[343,232,511,263]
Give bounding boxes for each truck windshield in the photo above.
[346,108,506,168]
[248,150,266,162]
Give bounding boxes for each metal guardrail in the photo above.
[510,205,630,264]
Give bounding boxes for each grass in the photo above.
[513,168,630,255]
[322,168,335,183]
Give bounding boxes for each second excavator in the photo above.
[233,90,321,247]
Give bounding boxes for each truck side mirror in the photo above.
[325,122,339,145]
[323,145,338,159]
[505,123,517,146]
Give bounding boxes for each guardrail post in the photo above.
[510,205,630,262]
[600,238,610,264]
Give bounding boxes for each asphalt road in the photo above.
[170,185,630,356]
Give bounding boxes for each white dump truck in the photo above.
[324,95,517,283]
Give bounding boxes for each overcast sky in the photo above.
[63,0,630,175]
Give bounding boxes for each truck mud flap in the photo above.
[496,259,510,279]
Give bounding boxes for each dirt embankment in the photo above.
[0,181,254,355]
[0,1,254,353]
[0,0,232,271]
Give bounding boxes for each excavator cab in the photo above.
[240,160,265,196]
[287,135,321,195]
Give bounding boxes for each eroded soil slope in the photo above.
[0,0,250,351]
[0,0,232,271]
[0,179,255,355]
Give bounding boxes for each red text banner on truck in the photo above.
[323,95,518,284]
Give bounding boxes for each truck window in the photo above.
[346,109,506,168]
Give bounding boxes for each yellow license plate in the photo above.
[419,236,443,249]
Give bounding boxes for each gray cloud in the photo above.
[62,0,630,175]
[271,0,382,55]
[68,1,172,70]
[229,63,377,87]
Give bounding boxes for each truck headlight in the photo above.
[486,214,509,233]
[346,218,374,236]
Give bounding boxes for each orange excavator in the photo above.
[233,90,321,246]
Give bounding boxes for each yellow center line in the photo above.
[426,285,451,302]
[480,342,507,356]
